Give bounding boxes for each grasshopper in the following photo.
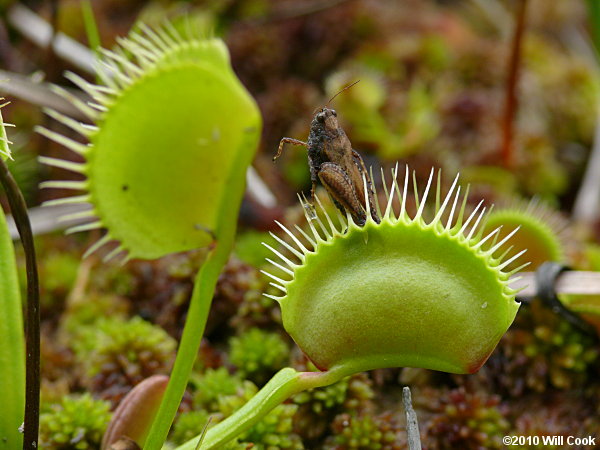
[273,84,380,226]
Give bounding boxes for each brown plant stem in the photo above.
[0,158,40,450]
[500,0,528,168]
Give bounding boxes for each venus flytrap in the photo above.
[37,24,261,449]
[177,167,529,449]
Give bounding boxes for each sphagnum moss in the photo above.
[263,166,528,375]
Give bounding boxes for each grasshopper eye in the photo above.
[316,113,326,123]
[331,109,337,117]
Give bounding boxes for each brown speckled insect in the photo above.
[273,82,380,226]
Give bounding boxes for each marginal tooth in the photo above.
[129,31,162,59]
[454,184,471,230]
[268,232,304,260]
[58,209,96,222]
[269,282,287,293]
[100,48,143,78]
[497,249,528,271]
[294,224,316,249]
[384,165,399,220]
[36,127,89,155]
[103,245,125,263]
[314,194,338,235]
[39,180,87,190]
[466,206,486,241]
[42,195,90,207]
[362,175,371,222]
[38,156,86,173]
[263,293,283,302]
[414,167,434,220]
[380,167,390,204]
[486,226,521,254]
[166,21,184,43]
[474,225,501,249]
[64,72,111,104]
[435,170,442,213]
[261,243,297,269]
[66,221,102,234]
[50,85,99,121]
[140,23,170,52]
[158,28,178,48]
[100,59,132,87]
[42,108,91,138]
[301,195,325,242]
[89,102,109,112]
[370,166,382,219]
[445,186,461,231]
[118,38,156,66]
[95,62,119,90]
[412,171,419,211]
[508,275,523,284]
[432,173,459,225]
[265,258,294,277]
[496,245,514,263]
[119,253,132,266]
[260,269,288,285]
[83,234,111,258]
[459,199,484,235]
[314,210,332,240]
[274,220,309,255]
[399,165,409,219]
[507,261,531,276]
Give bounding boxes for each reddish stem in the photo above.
[500,0,528,168]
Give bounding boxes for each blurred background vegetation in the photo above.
[1,0,600,449]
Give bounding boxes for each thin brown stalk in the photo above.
[0,158,40,450]
[500,0,528,168]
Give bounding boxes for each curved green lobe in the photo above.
[283,221,519,374]
[89,62,259,259]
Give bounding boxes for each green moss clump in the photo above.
[40,251,80,295]
[483,302,599,396]
[293,371,374,442]
[62,294,129,335]
[73,316,176,374]
[421,387,510,449]
[325,412,405,449]
[229,328,289,384]
[71,316,176,405]
[192,367,243,412]
[230,275,282,331]
[39,393,111,450]
[294,377,349,414]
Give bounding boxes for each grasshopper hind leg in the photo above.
[318,162,367,226]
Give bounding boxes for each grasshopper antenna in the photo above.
[326,80,360,108]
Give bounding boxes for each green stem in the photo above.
[176,366,353,450]
[143,240,231,450]
[80,0,101,56]
[143,130,256,448]
[0,158,40,450]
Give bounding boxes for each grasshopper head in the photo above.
[313,107,339,136]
